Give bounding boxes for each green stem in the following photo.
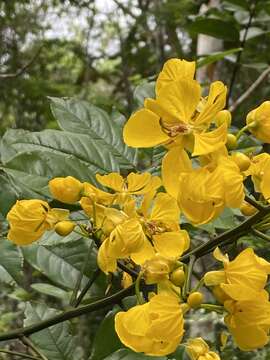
[192,277,204,293]
[182,255,196,300]
[181,205,270,261]
[235,124,250,140]
[0,284,135,342]
[70,240,95,306]
[252,228,270,241]
[135,273,144,305]
[73,268,101,307]
[0,349,40,359]
[20,336,48,360]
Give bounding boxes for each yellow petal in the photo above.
[123,108,169,147]
[156,58,195,96]
[97,239,117,273]
[192,122,227,156]
[162,147,192,199]
[126,172,151,194]
[195,81,227,126]
[152,230,190,258]
[157,80,201,124]
[96,173,124,192]
[213,247,229,264]
[261,161,270,202]
[150,193,180,223]
[204,270,226,286]
[131,240,155,265]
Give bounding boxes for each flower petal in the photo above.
[153,230,190,258]
[123,108,169,147]
[192,122,227,156]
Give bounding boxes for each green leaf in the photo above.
[24,302,78,360]
[0,172,19,216]
[1,128,119,175]
[241,27,270,41]
[89,307,123,360]
[197,48,242,68]
[103,349,167,360]
[189,19,239,41]
[22,240,97,290]
[0,238,23,285]
[134,82,155,108]
[223,0,249,10]
[31,283,70,300]
[49,97,137,169]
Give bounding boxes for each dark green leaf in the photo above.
[103,349,167,360]
[31,283,70,300]
[197,48,242,68]
[133,82,155,108]
[0,238,23,285]
[24,302,78,360]
[89,307,122,360]
[189,19,239,41]
[49,97,137,169]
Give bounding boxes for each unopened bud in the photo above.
[55,221,75,236]
[187,291,204,309]
[170,268,185,287]
[226,134,237,150]
[231,152,251,171]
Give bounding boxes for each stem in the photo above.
[135,273,144,305]
[192,277,204,293]
[20,336,48,360]
[252,228,270,241]
[0,349,39,360]
[182,255,196,300]
[235,124,250,140]
[244,195,264,211]
[0,284,135,342]
[73,268,101,307]
[181,205,270,261]
[70,240,95,306]
[227,0,257,104]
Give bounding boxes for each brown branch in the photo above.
[0,46,43,79]
[229,66,270,112]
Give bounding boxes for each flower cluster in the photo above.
[5,58,270,358]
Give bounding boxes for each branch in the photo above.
[0,46,43,79]
[229,66,270,112]
[181,204,270,261]
[0,349,39,360]
[244,194,266,211]
[0,284,135,342]
[227,1,257,104]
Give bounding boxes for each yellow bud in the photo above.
[231,152,251,171]
[215,110,232,127]
[49,176,84,204]
[226,134,237,150]
[54,221,75,236]
[187,291,204,309]
[240,201,258,216]
[170,268,185,287]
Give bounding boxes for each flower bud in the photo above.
[187,291,204,309]
[231,152,251,171]
[49,176,84,204]
[215,110,232,127]
[240,201,258,216]
[54,221,75,236]
[170,268,185,287]
[226,134,237,150]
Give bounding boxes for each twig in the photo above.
[0,46,43,79]
[112,0,137,18]
[252,228,270,241]
[227,1,257,104]
[20,336,48,360]
[0,284,135,342]
[229,66,270,112]
[73,268,101,307]
[0,349,39,360]
[182,255,196,300]
[181,204,270,261]
[70,240,95,306]
[244,194,265,211]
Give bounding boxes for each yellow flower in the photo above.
[123,59,227,157]
[224,289,270,351]
[7,200,69,245]
[96,172,161,205]
[49,176,84,204]
[132,192,190,264]
[246,101,270,143]
[204,247,270,298]
[142,254,176,285]
[186,337,220,360]
[115,294,184,356]
[162,149,244,224]
[97,218,146,273]
[245,153,270,202]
